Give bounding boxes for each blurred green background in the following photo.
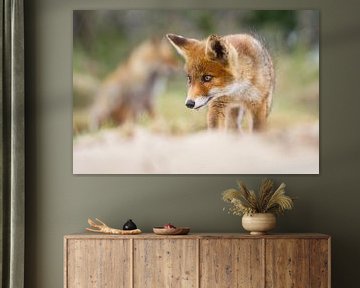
[73,10,319,136]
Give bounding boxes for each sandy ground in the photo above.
[73,123,319,174]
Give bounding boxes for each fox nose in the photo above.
[186,100,195,109]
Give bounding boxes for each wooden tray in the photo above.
[153,227,190,235]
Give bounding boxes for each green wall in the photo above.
[25,0,360,287]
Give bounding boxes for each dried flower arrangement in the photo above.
[222,178,294,216]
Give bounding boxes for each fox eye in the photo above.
[202,75,213,82]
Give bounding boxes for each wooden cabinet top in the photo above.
[64,232,330,240]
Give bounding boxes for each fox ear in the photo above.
[206,35,230,64]
[166,34,198,59]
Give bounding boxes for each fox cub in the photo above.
[166,33,275,131]
[90,37,178,130]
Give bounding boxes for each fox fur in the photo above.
[166,33,275,131]
[89,37,178,130]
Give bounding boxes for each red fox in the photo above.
[89,37,178,130]
[166,33,275,131]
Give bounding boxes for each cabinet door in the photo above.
[66,239,131,288]
[200,239,264,288]
[134,239,198,288]
[309,239,330,288]
[266,239,309,287]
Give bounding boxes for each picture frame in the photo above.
[72,10,319,174]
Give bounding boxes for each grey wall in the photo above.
[25,0,360,287]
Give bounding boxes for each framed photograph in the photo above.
[73,10,319,174]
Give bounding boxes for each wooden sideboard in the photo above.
[64,233,330,288]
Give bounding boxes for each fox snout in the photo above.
[185,99,195,109]
[185,96,213,110]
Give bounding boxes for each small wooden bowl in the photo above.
[153,227,190,235]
